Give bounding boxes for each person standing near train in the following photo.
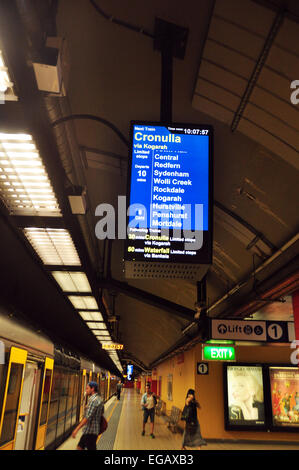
[72,381,104,450]
[116,380,122,400]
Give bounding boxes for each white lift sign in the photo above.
[211,319,294,343]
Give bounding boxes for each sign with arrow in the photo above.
[211,319,295,343]
[202,345,236,362]
[211,319,266,341]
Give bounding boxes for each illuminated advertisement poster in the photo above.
[225,365,266,429]
[125,122,213,265]
[269,367,299,428]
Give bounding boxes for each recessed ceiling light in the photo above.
[52,271,92,293]
[0,133,60,215]
[79,311,104,322]
[24,228,81,266]
[87,322,108,330]
[0,51,17,100]
[68,295,98,310]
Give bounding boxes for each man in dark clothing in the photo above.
[116,380,122,400]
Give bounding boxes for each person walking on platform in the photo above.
[181,389,206,450]
[72,381,104,450]
[116,380,122,400]
[141,383,157,438]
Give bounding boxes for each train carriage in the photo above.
[0,307,120,451]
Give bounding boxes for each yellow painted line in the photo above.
[97,399,119,443]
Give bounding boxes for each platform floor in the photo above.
[58,389,299,451]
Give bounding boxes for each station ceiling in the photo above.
[0,0,298,373]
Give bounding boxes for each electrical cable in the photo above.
[89,0,155,39]
[51,114,129,148]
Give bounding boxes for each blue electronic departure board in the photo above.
[127,364,133,380]
[125,122,213,265]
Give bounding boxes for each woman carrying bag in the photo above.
[181,389,207,450]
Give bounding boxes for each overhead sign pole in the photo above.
[154,18,189,123]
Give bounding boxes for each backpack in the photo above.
[153,394,157,406]
[99,415,108,434]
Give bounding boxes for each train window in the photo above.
[0,364,6,402]
[39,368,52,426]
[71,373,79,425]
[56,369,69,439]
[45,367,62,449]
[0,363,23,446]
[65,370,73,432]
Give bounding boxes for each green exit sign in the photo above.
[202,345,236,361]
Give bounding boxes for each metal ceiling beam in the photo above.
[208,232,299,316]
[226,263,299,319]
[99,278,195,321]
[12,216,65,229]
[231,7,285,132]
[215,201,276,252]
[250,0,299,24]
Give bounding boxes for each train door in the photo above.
[14,361,39,450]
[79,369,86,421]
[0,347,27,450]
[34,358,54,450]
[107,372,111,400]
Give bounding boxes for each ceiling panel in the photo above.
[193,0,299,170]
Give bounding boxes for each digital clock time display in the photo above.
[183,128,209,135]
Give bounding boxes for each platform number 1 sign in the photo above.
[197,362,209,375]
[266,321,288,342]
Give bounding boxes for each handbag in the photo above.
[99,415,108,434]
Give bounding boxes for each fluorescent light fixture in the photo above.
[0,51,12,92]
[79,311,104,322]
[24,228,81,266]
[68,295,98,310]
[0,50,17,100]
[52,271,91,292]
[92,330,107,337]
[87,322,108,330]
[0,133,60,215]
